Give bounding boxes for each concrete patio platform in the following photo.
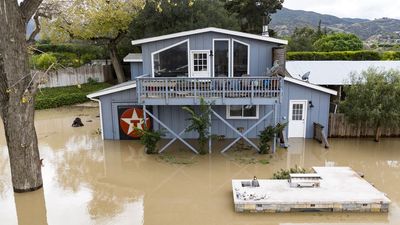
[232,167,391,213]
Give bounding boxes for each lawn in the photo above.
[35,82,111,110]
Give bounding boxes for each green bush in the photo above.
[35,83,111,110]
[382,51,400,60]
[51,52,81,68]
[32,44,108,68]
[287,51,382,61]
[272,166,308,180]
[31,53,58,70]
[34,44,107,59]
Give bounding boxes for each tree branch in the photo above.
[20,0,44,21]
[27,13,41,45]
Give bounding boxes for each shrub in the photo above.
[287,51,381,61]
[35,83,111,110]
[136,128,165,154]
[31,53,57,70]
[382,51,400,60]
[272,166,307,180]
[258,123,286,154]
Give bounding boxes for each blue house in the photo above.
[87,27,336,154]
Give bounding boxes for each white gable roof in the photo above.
[131,27,288,46]
[123,53,143,62]
[284,76,337,95]
[286,61,400,85]
[87,81,136,99]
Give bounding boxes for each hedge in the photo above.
[287,51,383,61]
[35,83,112,110]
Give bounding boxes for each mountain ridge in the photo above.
[270,8,400,41]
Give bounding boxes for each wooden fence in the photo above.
[328,113,400,137]
[38,64,113,88]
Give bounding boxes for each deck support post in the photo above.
[144,108,199,154]
[273,103,278,153]
[208,106,212,154]
[211,109,273,153]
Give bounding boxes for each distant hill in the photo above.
[270,8,400,41]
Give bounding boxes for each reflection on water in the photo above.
[1,106,400,225]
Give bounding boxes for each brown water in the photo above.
[1,106,400,225]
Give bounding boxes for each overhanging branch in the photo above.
[20,0,43,21]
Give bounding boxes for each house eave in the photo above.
[87,81,137,99]
[131,27,288,46]
[284,77,337,96]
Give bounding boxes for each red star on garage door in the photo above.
[119,108,151,138]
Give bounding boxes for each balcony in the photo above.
[136,74,283,105]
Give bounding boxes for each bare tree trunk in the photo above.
[108,42,125,83]
[0,0,43,192]
[375,126,382,142]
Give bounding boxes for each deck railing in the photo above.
[136,74,283,105]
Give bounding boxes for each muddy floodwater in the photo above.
[1,106,400,225]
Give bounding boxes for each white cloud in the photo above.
[283,0,400,20]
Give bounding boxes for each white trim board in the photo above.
[151,39,190,77]
[226,105,259,120]
[86,81,137,99]
[232,39,250,77]
[284,77,337,96]
[131,27,288,46]
[212,38,231,77]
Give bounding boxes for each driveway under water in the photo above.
[0,106,400,225]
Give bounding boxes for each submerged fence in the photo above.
[328,113,400,137]
[38,64,113,88]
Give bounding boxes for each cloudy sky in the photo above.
[283,0,400,20]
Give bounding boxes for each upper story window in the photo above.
[152,40,189,77]
[233,40,249,77]
[214,39,230,77]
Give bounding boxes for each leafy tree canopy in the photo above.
[287,27,321,52]
[129,0,240,39]
[313,33,363,52]
[224,0,284,34]
[41,0,144,83]
[340,68,400,141]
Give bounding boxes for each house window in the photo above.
[152,40,188,77]
[227,105,259,119]
[214,40,229,77]
[233,40,249,77]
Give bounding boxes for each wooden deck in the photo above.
[136,75,283,105]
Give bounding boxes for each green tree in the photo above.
[129,0,239,39]
[41,0,143,83]
[287,27,319,52]
[340,68,400,142]
[224,0,284,34]
[313,33,363,52]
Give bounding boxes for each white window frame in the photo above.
[212,38,231,78]
[151,39,190,77]
[231,39,250,77]
[226,105,259,120]
[190,50,211,78]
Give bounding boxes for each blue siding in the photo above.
[156,105,275,139]
[140,32,278,77]
[280,81,331,138]
[130,62,143,80]
[98,89,138,140]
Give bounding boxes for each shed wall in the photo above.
[130,62,143,80]
[281,81,331,138]
[99,89,138,140]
